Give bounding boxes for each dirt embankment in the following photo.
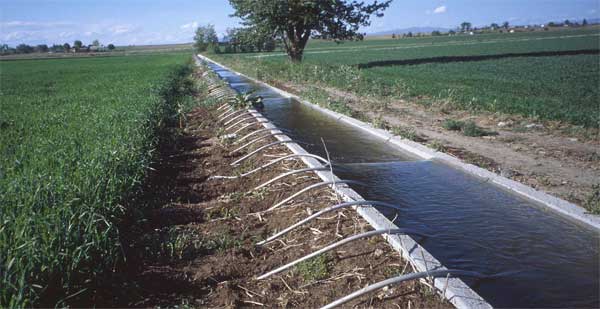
[271,81,600,214]
[91,71,451,308]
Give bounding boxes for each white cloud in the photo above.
[433,6,447,14]
[180,21,198,30]
[58,31,76,39]
[0,21,73,29]
[110,24,136,35]
[2,31,30,41]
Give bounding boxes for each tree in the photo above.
[194,27,207,51]
[107,43,115,50]
[431,30,441,36]
[583,19,588,26]
[194,24,218,52]
[237,27,276,52]
[263,36,276,52]
[50,44,64,52]
[224,28,240,53]
[0,44,14,55]
[16,44,34,54]
[35,44,49,53]
[63,43,71,52]
[0,44,9,52]
[73,40,83,52]
[460,22,472,32]
[92,39,100,47]
[229,0,392,62]
[502,21,509,29]
[490,23,499,29]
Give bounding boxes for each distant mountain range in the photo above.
[367,27,451,36]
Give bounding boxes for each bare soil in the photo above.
[93,80,451,308]
[273,81,600,212]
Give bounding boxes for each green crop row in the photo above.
[244,27,600,63]
[211,28,599,127]
[0,53,194,307]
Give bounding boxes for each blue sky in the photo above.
[1,0,598,46]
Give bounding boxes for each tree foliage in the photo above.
[224,27,277,53]
[16,44,34,54]
[194,24,219,52]
[73,40,83,51]
[35,44,49,53]
[228,0,392,62]
[460,22,472,32]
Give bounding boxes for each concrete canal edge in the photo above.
[196,54,492,309]
[196,54,600,233]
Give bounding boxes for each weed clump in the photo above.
[392,125,418,141]
[373,116,390,130]
[442,119,496,137]
[584,184,600,215]
[442,119,464,131]
[462,121,493,137]
[295,254,331,282]
[428,140,447,152]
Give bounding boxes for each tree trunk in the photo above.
[288,44,303,62]
[285,26,310,63]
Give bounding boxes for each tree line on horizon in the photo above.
[390,19,592,39]
[1,39,116,56]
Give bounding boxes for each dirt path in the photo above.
[273,81,600,213]
[92,70,451,308]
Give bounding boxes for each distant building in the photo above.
[89,45,106,52]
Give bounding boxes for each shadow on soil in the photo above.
[80,123,215,307]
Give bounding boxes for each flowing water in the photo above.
[207,62,599,308]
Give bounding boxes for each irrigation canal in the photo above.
[205,61,599,308]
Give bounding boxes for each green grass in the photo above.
[211,27,600,127]
[0,52,192,307]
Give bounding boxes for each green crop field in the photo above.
[0,52,193,306]
[212,27,600,127]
